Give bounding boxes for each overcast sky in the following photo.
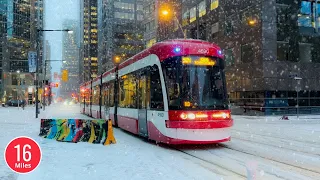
[44,0,79,80]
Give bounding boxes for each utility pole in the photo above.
[43,60,47,111]
[196,5,200,39]
[35,29,40,118]
[173,13,186,39]
[315,0,319,33]
[35,0,41,118]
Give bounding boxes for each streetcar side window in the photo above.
[150,65,164,110]
[103,81,115,107]
[119,78,125,107]
[119,73,137,108]
[92,85,100,105]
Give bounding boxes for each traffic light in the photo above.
[55,83,59,87]
[62,70,68,82]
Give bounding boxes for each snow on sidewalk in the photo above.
[0,105,224,180]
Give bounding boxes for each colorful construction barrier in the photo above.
[39,119,116,145]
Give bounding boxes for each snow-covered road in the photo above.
[0,105,319,180]
[174,115,320,180]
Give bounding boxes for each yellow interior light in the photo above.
[122,75,127,79]
[194,57,216,66]
[184,101,191,107]
[182,57,192,64]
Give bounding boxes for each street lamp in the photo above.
[248,19,257,26]
[294,76,302,119]
[113,55,121,127]
[161,10,169,16]
[35,29,72,118]
[160,9,186,39]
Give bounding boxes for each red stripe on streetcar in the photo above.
[117,115,138,134]
[102,68,116,78]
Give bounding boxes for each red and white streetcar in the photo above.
[80,39,233,144]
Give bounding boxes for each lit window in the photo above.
[297,1,319,28]
[198,1,206,17]
[146,38,156,48]
[190,6,196,23]
[210,0,219,10]
[298,1,312,27]
[182,9,189,26]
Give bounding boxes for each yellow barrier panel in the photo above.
[104,119,116,145]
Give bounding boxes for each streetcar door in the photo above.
[138,71,150,138]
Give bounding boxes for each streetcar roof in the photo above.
[86,39,223,85]
[118,39,223,69]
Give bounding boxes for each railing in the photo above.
[229,97,320,116]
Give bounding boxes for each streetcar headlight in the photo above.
[180,113,188,120]
[187,113,196,120]
[221,113,228,119]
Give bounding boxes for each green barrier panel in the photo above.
[39,119,116,145]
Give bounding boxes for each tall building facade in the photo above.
[143,0,182,48]
[98,0,144,74]
[174,0,320,115]
[0,0,43,103]
[60,20,80,99]
[80,0,98,82]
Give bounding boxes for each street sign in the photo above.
[28,51,37,73]
[62,70,68,82]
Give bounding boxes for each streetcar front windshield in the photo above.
[162,56,229,110]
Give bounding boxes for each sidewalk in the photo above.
[232,114,320,124]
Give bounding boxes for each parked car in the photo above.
[6,100,26,107]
